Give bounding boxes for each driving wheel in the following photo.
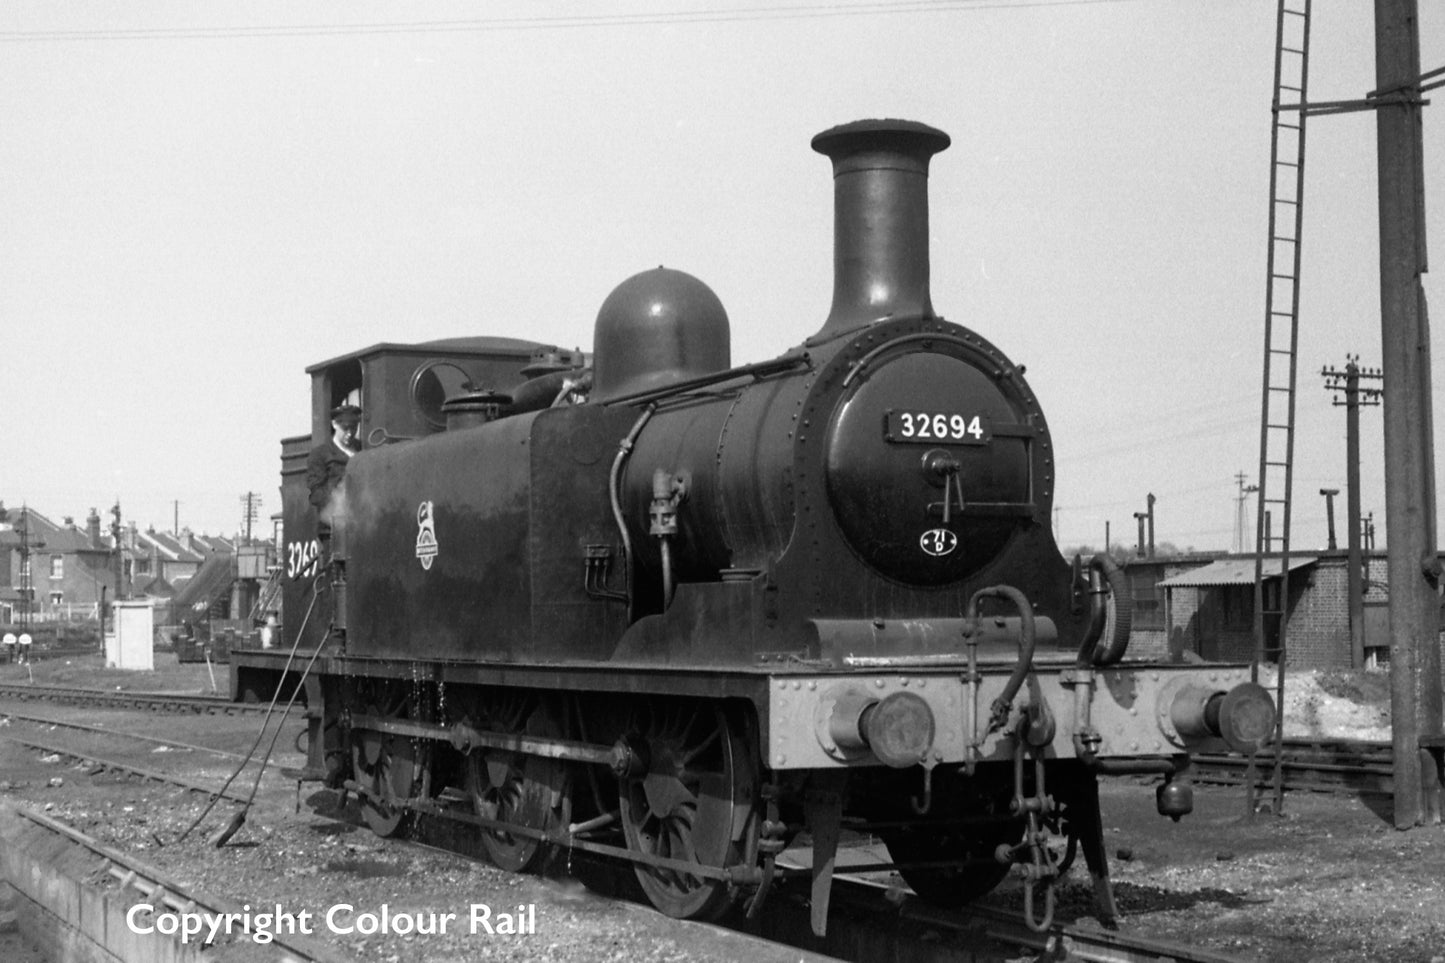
[618,702,757,921]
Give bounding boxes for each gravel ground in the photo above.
[982,778,1445,963]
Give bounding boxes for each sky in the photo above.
[1,0,1442,555]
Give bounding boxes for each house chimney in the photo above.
[87,508,101,547]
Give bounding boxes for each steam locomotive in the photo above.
[232,119,1274,934]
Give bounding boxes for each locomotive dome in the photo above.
[590,266,731,403]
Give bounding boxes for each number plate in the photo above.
[885,410,991,445]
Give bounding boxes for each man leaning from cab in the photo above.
[306,403,362,543]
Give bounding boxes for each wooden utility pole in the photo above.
[1235,472,1256,554]
[1374,0,1442,828]
[240,492,261,543]
[1323,358,1383,669]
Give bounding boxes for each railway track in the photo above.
[0,681,280,715]
[2,713,1252,963]
[1192,737,1393,796]
[0,708,249,761]
[2,732,263,805]
[0,706,303,818]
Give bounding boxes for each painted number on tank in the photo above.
[286,539,321,580]
[886,410,990,444]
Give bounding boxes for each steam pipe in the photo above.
[965,585,1036,733]
[610,406,656,622]
[1075,555,1131,667]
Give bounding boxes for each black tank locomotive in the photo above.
[234,119,1274,933]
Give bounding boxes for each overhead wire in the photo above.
[0,0,1146,43]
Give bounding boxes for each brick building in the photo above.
[1,503,239,625]
[0,505,119,621]
[1124,550,1397,669]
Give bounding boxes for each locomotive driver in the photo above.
[306,403,363,550]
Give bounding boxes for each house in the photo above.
[1124,550,1397,669]
[0,501,241,626]
[0,504,119,621]
[132,527,208,589]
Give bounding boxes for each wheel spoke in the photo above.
[468,704,566,874]
[680,726,721,766]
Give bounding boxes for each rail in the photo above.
[1192,737,1393,796]
[0,681,281,714]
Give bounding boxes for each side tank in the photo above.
[339,402,639,660]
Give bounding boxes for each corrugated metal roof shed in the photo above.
[1158,556,1317,588]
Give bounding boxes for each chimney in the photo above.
[87,508,101,547]
[809,119,951,341]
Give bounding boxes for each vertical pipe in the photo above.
[1146,493,1157,558]
[1320,489,1339,551]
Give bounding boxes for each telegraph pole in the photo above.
[109,503,124,601]
[15,507,44,633]
[1235,472,1259,554]
[1375,0,1442,828]
[240,492,261,543]
[1323,358,1383,669]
